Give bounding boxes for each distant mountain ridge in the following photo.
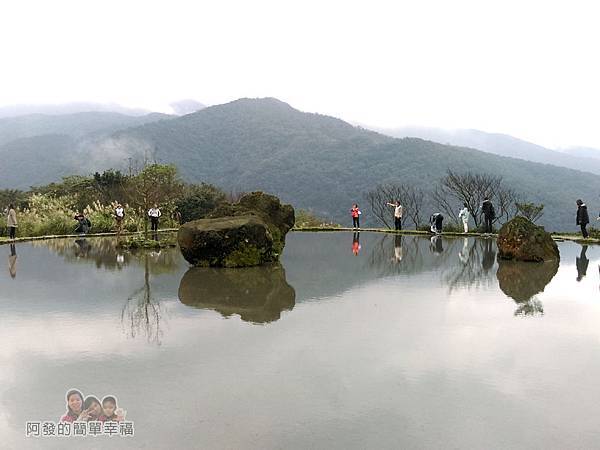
[0,111,172,146]
[0,102,154,118]
[1,97,599,231]
[373,126,600,176]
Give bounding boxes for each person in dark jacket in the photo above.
[481,197,495,233]
[74,212,91,234]
[430,213,443,234]
[576,199,589,238]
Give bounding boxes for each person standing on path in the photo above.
[114,203,125,236]
[481,197,495,233]
[148,204,162,232]
[350,204,361,229]
[386,200,403,231]
[458,203,470,233]
[6,204,17,240]
[576,199,589,238]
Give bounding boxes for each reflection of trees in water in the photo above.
[443,238,498,293]
[121,253,163,345]
[366,234,556,316]
[496,259,558,317]
[178,264,295,324]
[367,234,430,276]
[367,235,498,290]
[31,236,180,273]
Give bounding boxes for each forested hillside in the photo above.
[2,98,599,231]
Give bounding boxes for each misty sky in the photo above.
[1,0,599,149]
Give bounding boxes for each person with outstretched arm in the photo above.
[386,200,403,231]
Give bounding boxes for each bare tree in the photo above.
[365,184,426,229]
[433,170,520,229]
[365,184,404,229]
[432,170,502,227]
[515,202,545,223]
[495,188,520,224]
[402,185,426,228]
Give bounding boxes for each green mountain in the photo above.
[109,98,599,231]
[1,98,598,231]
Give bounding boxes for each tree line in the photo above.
[366,170,545,231]
[0,162,229,237]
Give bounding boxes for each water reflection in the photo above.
[576,245,589,282]
[352,232,361,256]
[366,235,498,292]
[32,236,180,272]
[121,253,164,345]
[393,235,403,263]
[443,237,498,292]
[178,265,295,323]
[496,259,559,316]
[74,238,91,258]
[8,243,17,278]
[430,235,444,253]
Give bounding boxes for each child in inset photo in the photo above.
[100,395,126,422]
[79,395,103,421]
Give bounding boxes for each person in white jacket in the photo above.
[386,200,403,231]
[458,203,470,233]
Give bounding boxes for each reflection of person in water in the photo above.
[576,245,589,281]
[8,243,17,278]
[352,232,361,256]
[393,235,403,262]
[74,238,91,258]
[481,239,496,273]
[458,237,469,264]
[430,235,443,253]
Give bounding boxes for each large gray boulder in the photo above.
[177,192,295,267]
[497,216,559,262]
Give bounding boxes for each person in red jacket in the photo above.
[350,204,361,229]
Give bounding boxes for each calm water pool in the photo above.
[1,232,599,449]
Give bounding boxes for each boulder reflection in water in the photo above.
[496,259,559,316]
[178,264,295,323]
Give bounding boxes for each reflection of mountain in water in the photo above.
[178,265,295,323]
[496,259,559,316]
